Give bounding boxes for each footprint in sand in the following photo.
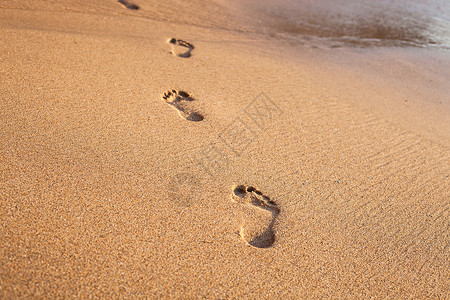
[168,38,194,58]
[162,90,204,122]
[117,0,139,10]
[232,185,280,248]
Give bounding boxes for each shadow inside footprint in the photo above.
[232,185,280,248]
[168,38,194,58]
[117,0,139,10]
[162,90,204,122]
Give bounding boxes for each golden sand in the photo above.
[1,0,449,298]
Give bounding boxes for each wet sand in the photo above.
[1,0,449,298]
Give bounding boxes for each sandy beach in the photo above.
[1,0,449,298]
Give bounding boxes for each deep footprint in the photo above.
[168,38,194,58]
[232,185,279,248]
[162,90,204,122]
[117,0,139,10]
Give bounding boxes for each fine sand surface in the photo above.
[1,0,449,298]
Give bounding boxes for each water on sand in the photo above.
[239,0,450,49]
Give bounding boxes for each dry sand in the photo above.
[1,0,449,298]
